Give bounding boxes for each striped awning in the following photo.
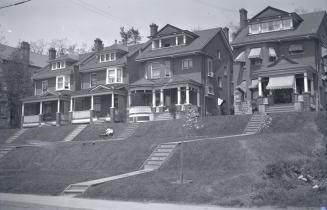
[236,80,247,93]
[266,76,295,90]
[235,51,246,62]
[269,48,277,57]
[248,48,262,59]
[248,79,258,89]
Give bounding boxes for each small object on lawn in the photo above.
[298,175,308,182]
[105,128,114,136]
[313,184,319,189]
[92,141,95,145]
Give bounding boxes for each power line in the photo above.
[0,0,31,10]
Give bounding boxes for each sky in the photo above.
[0,0,327,50]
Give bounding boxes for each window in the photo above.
[250,24,260,34]
[182,59,193,69]
[250,58,262,66]
[150,62,161,79]
[289,44,304,55]
[41,80,48,93]
[90,73,97,87]
[217,77,223,88]
[217,50,221,60]
[0,103,6,119]
[106,68,123,84]
[207,59,213,77]
[164,61,171,77]
[207,85,214,95]
[51,61,65,70]
[249,19,293,35]
[56,75,70,90]
[282,19,293,29]
[100,52,116,62]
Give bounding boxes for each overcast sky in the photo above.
[1,0,327,49]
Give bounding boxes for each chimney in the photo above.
[239,8,248,29]
[20,41,30,64]
[115,39,117,44]
[223,27,229,42]
[48,48,56,60]
[232,32,237,42]
[94,38,103,52]
[149,23,158,37]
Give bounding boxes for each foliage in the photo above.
[182,105,203,137]
[3,47,33,127]
[316,112,327,137]
[120,26,142,45]
[0,24,6,44]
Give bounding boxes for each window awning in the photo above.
[322,47,327,58]
[266,76,295,90]
[248,79,258,89]
[289,44,303,52]
[236,80,247,93]
[248,48,262,59]
[235,51,246,62]
[269,47,277,57]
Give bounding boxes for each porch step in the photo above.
[266,104,295,113]
[141,142,178,170]
[154,112,174,121]
[5,129,27,144]
[63,124,88,142]
[243,114,267,135]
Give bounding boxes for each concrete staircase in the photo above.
[5,129,27,144]
[0,145,15,160]
[63,124,88,142]
[265,104,295,113]
[141,142,179,170]
[115,123,140,140]
[154,112,174,121]
[243,114,266,135]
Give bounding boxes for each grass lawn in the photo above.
[0,128,19,144]
[14,125,79,144]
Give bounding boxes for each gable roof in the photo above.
[153,24,199,39]
[0,43,47,67]
[232,10,326,46]
[251,6,290,20]
[136,27,223,61]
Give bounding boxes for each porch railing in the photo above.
[72,110,90,119]
[129,106,152,115]
[24,115,40,124]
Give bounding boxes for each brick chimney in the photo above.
[48,48,56,60]
[223,27,229,42]
[149,23,158,37]
[94,38,103,52]
[239,8,248,29]
[20,41,30,64]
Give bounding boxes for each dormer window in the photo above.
[100,52,116,62]
[152,35,187,49]
[51,61,65,70]
[249,18,293,35]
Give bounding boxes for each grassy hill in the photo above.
[85,112,327,207]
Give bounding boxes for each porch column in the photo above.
[128,91,131,108]
[69,98,73,112]
[39,101,43,125]
[160,89,164,106]
[197,88,200,107]
[258,77,263,97]
[304,73,308,93]
[177,87,181,105]
[152,90,156,108]
[185,85,190,104]
[21,103,25,128]
[110,93,115,123]
[175,36,179,46]
[294,76,297,93]
[111,93,115,108]
[90,95,94,110]
[183,35,186,44]
[21,103,25,116]
[159,39,162,48]
[310,79,314,95]
[56,99,61,126]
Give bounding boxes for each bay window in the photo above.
[150,62,161,79]
[106,68,123,84]
[56,75,70,90]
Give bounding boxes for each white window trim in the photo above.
[207,58,214,77]
[56,75,70,91]
[106,67,123,84]
[41,80,48,93]
[100,52,116,63]
[51,61,66,70]
[249,19,293,35]
[150,62,161,79]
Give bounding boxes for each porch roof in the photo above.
[266,75,295,90]
[71,84,127,98]
[253,56,315,77]
[22,91,71,103]
[129,75,202,90]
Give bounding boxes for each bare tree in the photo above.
[30,39,48,55]
[120,26,142,45]
[129,27,141,45]
[0,24,7,44]
[120,27,131,45]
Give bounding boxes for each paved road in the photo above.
[0,193,318,210]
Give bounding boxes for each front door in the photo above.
[273,89,293,104]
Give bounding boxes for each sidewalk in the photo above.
[0,193,316,210]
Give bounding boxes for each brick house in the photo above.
[0,42,47,128]
[21,24,234,127]
[232,6,327,114]
[128,24,233,122]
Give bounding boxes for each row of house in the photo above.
[14,6,327,127]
